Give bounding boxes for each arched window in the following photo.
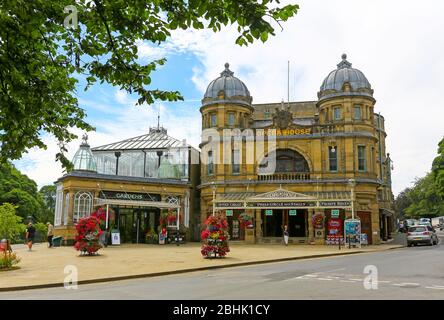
[73,191,93,223]
[259,149,310,174]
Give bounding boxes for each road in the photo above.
[1,231,444,300]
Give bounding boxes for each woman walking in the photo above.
[283,225,289,246]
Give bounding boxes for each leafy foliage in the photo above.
[0,163,48,221]
[0,0,299,169]
[432,137,444,197]
[0,203,23,240]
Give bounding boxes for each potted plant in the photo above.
[73,215,103,255]
[200,213,230,258]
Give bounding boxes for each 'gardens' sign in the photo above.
[99,191,161,202]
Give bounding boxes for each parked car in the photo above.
[407,225,439,246]
[439,217,444,231]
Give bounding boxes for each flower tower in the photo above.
[74,215,103,255]
[200,212,230,258]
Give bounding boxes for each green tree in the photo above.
[39,185,56,223]
[0,0,299,169]
[0,163,46,221]
[394,188,412,219]
[432,137,444,197]
[404,173,444,218]
[0,203,23,240]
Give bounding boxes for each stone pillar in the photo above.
[67,191,75,226]
[255,209,262,242]
[308,209,314,244]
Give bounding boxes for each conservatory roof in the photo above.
[92,127,193,152]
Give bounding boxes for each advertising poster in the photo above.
[344,219,361,247]
[326,218,344,245]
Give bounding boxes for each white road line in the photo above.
[349,279,363,282]
[317,278,334,281]
[425,286,444,290]
[375,281,391,284]
[340,280,357,283]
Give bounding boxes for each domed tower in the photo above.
[317,54,375,128]
[200,63,253,180]
[72,134,97,172]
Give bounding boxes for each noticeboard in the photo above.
[289,209,297,216]
[111,230,121,245]
[265,209,273,216]
[344,219,361,247]
[225,210,233,216]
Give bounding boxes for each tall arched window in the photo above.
[73,191,93,223]
[259,149,310,174]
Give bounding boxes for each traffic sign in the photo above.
[225,210,233,216]
[289,209,297,216]
[265,209,273,216]
[331,209,340,218]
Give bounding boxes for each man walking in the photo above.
[25,222,36,251]
[47,222,54,248]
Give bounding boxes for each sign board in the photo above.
[360,233,368,245]
[249,202,316,208]
[289,209,297,216]
[99,190,161,202]
[111,230,121,245]
[331,209,340,218]
[344,219,361,247]
[265,209,273,216]
[225,210,233,216]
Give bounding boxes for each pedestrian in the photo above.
[25,222,36,251]
[47,222,54,248]
[283,225,289,246]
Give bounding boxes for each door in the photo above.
[286,209,307,237]
[357,211,373,244]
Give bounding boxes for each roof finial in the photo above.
[220,62,234,77]
[337,53,352,69]
[81,133,89,146]
[157,110,160,130]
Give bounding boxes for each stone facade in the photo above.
[199,56,394,245]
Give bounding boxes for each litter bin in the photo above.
[52,236,63,247]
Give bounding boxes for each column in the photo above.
[308,209,314,244]
[255,209,262,241]
[67,191,75,226]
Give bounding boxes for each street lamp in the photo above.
[348,178,356,220]
[211,182,217,216]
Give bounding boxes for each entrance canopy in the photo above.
[95,198,180,209]
[214,187,352,210]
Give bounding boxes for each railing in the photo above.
[257,172,311,181]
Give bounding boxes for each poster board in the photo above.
[344,219,361,248]
[111,230,121,245]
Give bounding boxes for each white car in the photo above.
[407,225,439,246]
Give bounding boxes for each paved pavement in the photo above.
[1,240,401,291]
[1,231,442,300]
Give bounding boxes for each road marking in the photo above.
[317,278,333,281]
[349,278,363,282]
[340,280,357,283]
[392,283,420,288]
[425,286,444,290]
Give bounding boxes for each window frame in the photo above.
[333,107,342,121]
[357,145,366,172]
[210,113,217,127]
[228,112,235,126]
[354,105,362,120]
[328,146,338,172]
[232,149,240,174]
[207,150,214,176]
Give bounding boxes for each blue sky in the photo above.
[13,0,444,196]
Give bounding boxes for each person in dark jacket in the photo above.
[26,222,36,251]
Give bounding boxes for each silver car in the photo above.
[407,225,439,246]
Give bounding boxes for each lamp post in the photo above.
[348,178,356,220]
[211,182,216,216]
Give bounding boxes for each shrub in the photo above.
[0,203,23,240]
[0,251,21,270]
